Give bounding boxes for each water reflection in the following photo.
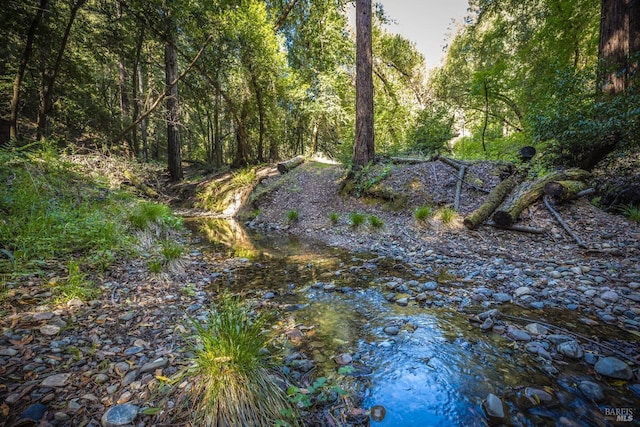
[189,220,640,427]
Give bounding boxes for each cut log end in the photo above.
[492,210,514,227]
[277,155,305,174]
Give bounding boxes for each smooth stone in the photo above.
[19,403,48,421]
[483,393,506,420]
[140,358,168,373]
[600,291,619,303]
[334,353,352,365]
[101,403,139,427]
[578,381,605,401]
[121,370,138,387]
[124,346,144,356]
[525,323,549,335]
[594,357,633,380]
[33,312,55,321]
[525,387,554,405]
[41,373,71,387]
[422,281,438,291]
[493,293,512,303]
[0,348,19,357]
[396,297,409,306]
[514,287,532,298]
[547,334,573,345]
[507,327,531,341]
[118,312,135,321]
[94,373,109,384]
[5,393,21,404]
[39,324,61,336]
[323,284,337,292]
[557,341,584,359]
[262,291,276,299]
[383,326,400,336]
[114,362,130,374]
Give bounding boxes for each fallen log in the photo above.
[492,168,590,227]
[454,164,467,211]
[485,221,544,234]
[463,175,518,229]
[277,155,305,174]
[543,180,587,202]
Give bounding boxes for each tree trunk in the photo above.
[116,1,132,154]
[353,0,375,168]
[36,0,86,141]
[493,169,591,227]
[543,180,588,201]
[165,23,182,181]
[214,79,222,166]
[277,155,305,173]
[10,0,48,141]
[463,175,517,229]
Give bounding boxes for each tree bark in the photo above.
[493,169,591,227]
[463,174,517,229]
[543,180,588,201]
[277,155,305,173]
[165,18,182,181]
[353,0,375,168]
[116,1,132,155]
[10,0,48,141]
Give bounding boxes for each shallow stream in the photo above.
[189,218,639,426]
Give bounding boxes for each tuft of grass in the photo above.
[414,205,433,222]
[148,259,163,274]
[54,260,100,303]
[438,206,457,224]
[328,212,339,225]
[161,240,183,261]
[368,215,384,229]
[619,204,640,222]
[186,294,298,427]
[349,212,366,228]
[285,210,299,224]
[128,202,181,230]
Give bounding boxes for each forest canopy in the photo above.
[1,0,638,177]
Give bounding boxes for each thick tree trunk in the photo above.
[353,0,374,168]
[463,175,518,229]
[493,169,590,227]
[165,29,182,181]
[543,180,588,201]
[10,0,48,141]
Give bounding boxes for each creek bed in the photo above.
[189,218,640,426]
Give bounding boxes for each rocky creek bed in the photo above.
[1,159,640,426]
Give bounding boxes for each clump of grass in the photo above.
[148,259,163,274]
[54,260,100,303]
[286,210,299,224]
[187,294,298,427]
[161,240,183,261]
[349,212,366,228]
[438,206,457,224]
[128,202,181,230]
[619,204,640,222]
[414,205,433,222]
[328,212,340,225]
[368,215,384,229]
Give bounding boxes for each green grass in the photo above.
[368,215,384,229]
[285,209,299,224]
[414,205,434,222]
[619,204,640,222]
[439,206,457,224]
[186,294,298,427]
[328,212,339,225]
[54,260,101,303]
[161,240,183,261]
[148,259,163,274]
[349,212,366,228]
[128,201,182,230]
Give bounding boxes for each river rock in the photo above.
[140,358,168,373]
[525,323,548,335]
[422,281,438,291]
[396,297,409,306]
[594,357,633,380]
[39,324,61,336]
[507,327,531,342]
[383,325,400,336]
[514,287,531,298]
[101,403,139,427]
[493,293,512,303]
[578,381,605,401]
[41,373,71,387]
[557,341,583,359]
[334,353,353,365]
[94,373,109,384]
[600,291,619,303]
[0,348,18,357]
[19,403,48,422]
[547,334,573,345]
[483,393,506,421]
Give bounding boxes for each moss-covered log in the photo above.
[543,180,587,201]
[277,155,305,174]
[463,175,517,229]
[493,169,590,227]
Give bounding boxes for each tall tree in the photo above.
[353,0,375,167]
[164,2,182,181]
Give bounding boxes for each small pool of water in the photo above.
[189,219,640,426]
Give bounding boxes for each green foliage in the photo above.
[438,206,457,224]
[186,294,298,427]
[54,260,100,303]
[351,164,392,197]
[408,102,455,155]
[128,202,181,231]
[349,212,366,228]
[161,240,183,261]
[414,205,434,222]
[0,148,131,275]
[328,212,340,225]
[368,215,384,229]
[619,204,640,222]
[286,210,299,224]
[148,259,163,274]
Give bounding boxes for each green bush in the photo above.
[349,212,366,228]
[286,210,299,224]
[438,206,457,224]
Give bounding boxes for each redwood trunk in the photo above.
[165,30,182,181]
[353,0,374,168]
